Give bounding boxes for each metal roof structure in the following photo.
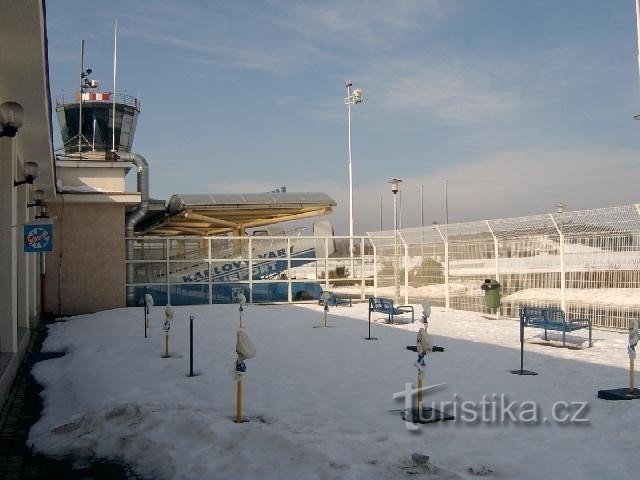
[137,192,337,236]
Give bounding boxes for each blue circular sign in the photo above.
[26,226,51,250]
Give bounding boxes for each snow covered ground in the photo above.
[29,304,638,479]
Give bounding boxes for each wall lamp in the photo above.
[14,161,39,187]
[27,189,45,208]
[35,204,48,220]
[0,101,26,138]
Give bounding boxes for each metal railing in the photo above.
[125,235,372,307]
[126,204,640,330]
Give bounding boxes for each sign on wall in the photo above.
[24,223,53,252]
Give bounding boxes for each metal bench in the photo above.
[318,291,352,307]
[520,305,592,347]
[369,297,414,324]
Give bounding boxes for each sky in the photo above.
[46,0,640,235]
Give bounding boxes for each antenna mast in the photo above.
[78,40,84,154]
[112,18,118,154]
[636,1,640,82]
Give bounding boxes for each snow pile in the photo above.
[29,304,639,479]
[505,288,640,307]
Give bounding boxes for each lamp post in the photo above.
[345,81,363,278]
[389,178,402,303]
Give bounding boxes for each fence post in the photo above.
[486,220,500,320]
[287,237,292,303]
[166,238,171,305]
[324,237,329,291]
[401,233,409,305]
[248,237,253,303]
[444,240,450,310]
[549,213,566,312]
[368,234,377,298]
[208,237,212,304]
[435,226,449,310]
[360,237,365,300]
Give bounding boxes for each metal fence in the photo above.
[127,204,640,330]
[368,204,640,330]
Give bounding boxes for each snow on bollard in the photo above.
[629,319,638,392]
[320,291,332,328]
[234,329,256,423]
[143,290,154,337]
[598,319,640,400]
[236,292,246,328]
[162,305,174,358]
[398,322,453,426]
[415,327,432,411]
[421,299,431,324]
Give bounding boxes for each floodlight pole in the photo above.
[389,179,402,304]
[345,81,363,279]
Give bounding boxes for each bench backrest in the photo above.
[369,297,393,311]
[520,305,565,325]
[544,308,565,324]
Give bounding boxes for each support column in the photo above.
[0,138,18,352]
[17,183,29,329]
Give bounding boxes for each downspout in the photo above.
[120,152,149,306]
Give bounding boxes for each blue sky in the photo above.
[46,1,640,234]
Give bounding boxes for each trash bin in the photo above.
[481,279,501,309]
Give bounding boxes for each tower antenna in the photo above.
[112,18,118,154]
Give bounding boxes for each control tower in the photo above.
[45,44,145,316]
[56,90,140,158]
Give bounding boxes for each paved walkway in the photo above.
[0,320,137,480]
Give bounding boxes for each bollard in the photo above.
[237,292,246,328]
[415,328,429,412]
[143,295,148,338]
[143,289,154,338]
[234,330,256,423]
[162,305,174,358]
[189,315,194,377]
[320,291,331,328]
[236,377,243,423]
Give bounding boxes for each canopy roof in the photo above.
[137,192,336,236]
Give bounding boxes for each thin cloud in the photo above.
[365,59,523,125]
[268,0,447,48]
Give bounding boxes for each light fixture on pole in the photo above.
[0,101,25,138]
[14,161,39,187]
[388,178,402,303]
[345,80,364,278]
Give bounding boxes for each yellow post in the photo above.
[236,379,243,423]
[631,358,635,392]
[324,310,327,328]
[417,371,424,411]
